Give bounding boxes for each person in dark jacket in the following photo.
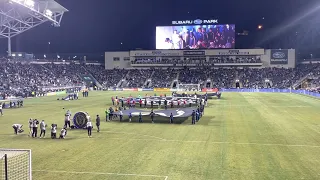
[96,115,100,132]
[150,110,155,123]
[192,110,196,125]
[139,112,142,123]
[164,99,168,110]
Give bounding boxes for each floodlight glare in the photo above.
[45,9,53,17]
[18,54,22,57]
[25,0,35,8]
[10,0,24,4]
[12,54,16,57]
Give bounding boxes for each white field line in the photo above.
[33,170,168,179]
[104,137,320,148]
[209,105,311,108]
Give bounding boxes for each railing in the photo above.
[292,74,311,89]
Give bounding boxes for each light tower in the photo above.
[0,0,68,56]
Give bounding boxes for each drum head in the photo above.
[73,112,89,129]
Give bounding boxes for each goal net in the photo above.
[0,149,32,180]
[177,84,201,92]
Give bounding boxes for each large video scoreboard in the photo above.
[156,19,235,50]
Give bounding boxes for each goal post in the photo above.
[0,149,32,180]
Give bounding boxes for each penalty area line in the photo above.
[33,170,169,179]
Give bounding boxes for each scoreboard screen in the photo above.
[156,24,235,50]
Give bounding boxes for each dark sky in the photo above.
[1,0,320,56]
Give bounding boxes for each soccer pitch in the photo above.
[1,91,320,180]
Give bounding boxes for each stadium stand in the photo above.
[151,68,178,88]
[1,58,320,98]
[125,69,153,88]
[132,56,262,65]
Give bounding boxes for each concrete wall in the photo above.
[261,49,295,68]
[105,51,130,69]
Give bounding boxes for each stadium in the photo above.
[1,0,320,180]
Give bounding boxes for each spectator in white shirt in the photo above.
[86,120,93,138]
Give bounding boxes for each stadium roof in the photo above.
[0,0,68,38]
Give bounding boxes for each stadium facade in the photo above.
[105,49,296,69]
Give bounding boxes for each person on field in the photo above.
[119,110,123,122]
[39,120,47,138]
[192,110,196,125]
[150,110,155,123]
[12,124,23,135]
[32,119,39,138]
[28,118,33,136]
[139,112,142,123]
[87,120,93,137]
[51,124,57,139]
[128,112,132,122]
[0,103,3,116]
[59,128,67,139]
[64,112,71,129]
[96,115,100,132]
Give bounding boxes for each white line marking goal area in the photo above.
[33,170,169,179]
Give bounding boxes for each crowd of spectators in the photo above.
[132,56,261,65]
[124,69,153,88]
[85,65,127,88]
[1,59,320,97]
[150,68,177,88]
[0,61,83,97]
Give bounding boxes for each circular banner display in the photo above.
[73,111,89,129]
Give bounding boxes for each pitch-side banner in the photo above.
[270,50,288,64]
[123,88,138,91]
[154,88,171,92]
[115,108,196,118]
[47,92,56,96]
[202,88,219,92]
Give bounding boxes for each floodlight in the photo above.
[12,54,16,57]
[45,9,53,17]
[18,54,22,56]
[25,0,35,8]
[1,0,68,56]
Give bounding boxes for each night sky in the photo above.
[1,0,320,59]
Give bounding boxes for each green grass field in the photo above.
[1,91,320,180]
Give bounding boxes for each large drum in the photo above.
[73,111,90,129]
